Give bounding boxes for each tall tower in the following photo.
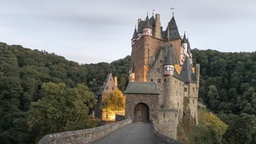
[126,12,200,139]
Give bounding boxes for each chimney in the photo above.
[154,14,162,39]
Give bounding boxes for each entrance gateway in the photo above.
[134,103,149,122]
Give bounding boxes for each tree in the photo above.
[102,88,125,113]
[207,85,219,112]
[222,113,256,144]
[28,82,97,142]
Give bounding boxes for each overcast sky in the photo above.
[0,0,256,64]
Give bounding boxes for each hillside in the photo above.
[1,42,256,143]
[0,42,130,144]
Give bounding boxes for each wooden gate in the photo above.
[134,103,149,122]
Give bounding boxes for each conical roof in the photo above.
[144,15,152,29]
[132,27,137,39]
[182,33,188,44]
[164,45,179,65]
[180,57,195,83]
[166,16,181,40]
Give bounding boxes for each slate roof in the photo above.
[144,16,152,29]
[124,82,160,95]
[97,73,114,95]
[166,16,181,40]
[182,33,188,44]
[132,27,137,39]
[180,57,196,83]
[164,45,179,65]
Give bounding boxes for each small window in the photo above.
[158,79,161,83]
[151,79,153,82]
[106,86,108,90]
[163,113,165,117]
[193,87,195,92]
[184,88,187,92]
[164,79,167,82]
[112,87,114,90]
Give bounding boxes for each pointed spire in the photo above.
[182,32,188,44]
[167,15,181,40]
[144,14,152,29]
[180,57,195,83]
[132,26,137,39]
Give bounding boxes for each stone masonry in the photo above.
[125,13,200,139]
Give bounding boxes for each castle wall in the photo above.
[184,83,198,124]
[153,109,179,139]
[167,39,182,60]
[131,36,163,82]
[168,77,184,120]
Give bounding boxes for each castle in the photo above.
[124,13,200,139]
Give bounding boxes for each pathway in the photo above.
[91,122,154,144]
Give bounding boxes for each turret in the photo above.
[181,33,188,54]
[142,16,152,36]
[131,27,137,46]
[180,33,188,65]
[163,45,179,76]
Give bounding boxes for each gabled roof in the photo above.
[124,82,160,95]
[164,45,179,65]
[180,57,196,83]
[97,73,115,95]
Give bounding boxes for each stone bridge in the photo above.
[38,119,179,144]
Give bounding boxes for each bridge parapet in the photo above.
[38,119,132,144]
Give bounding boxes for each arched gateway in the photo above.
[134,103,149,122]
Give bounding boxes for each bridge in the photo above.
[38,119,179,144]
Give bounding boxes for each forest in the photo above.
[0,42,256,143]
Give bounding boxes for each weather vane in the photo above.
[170,7,174,16]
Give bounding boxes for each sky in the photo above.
[0,0,256,64]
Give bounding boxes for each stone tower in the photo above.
[125,13,200,139]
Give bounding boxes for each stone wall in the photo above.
[38,119,132,144]
[125,93,159,121]
[152,122,180,144]
[153,109,179,139]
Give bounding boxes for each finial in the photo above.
[170,7,174,17]
[152,9,155,16]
